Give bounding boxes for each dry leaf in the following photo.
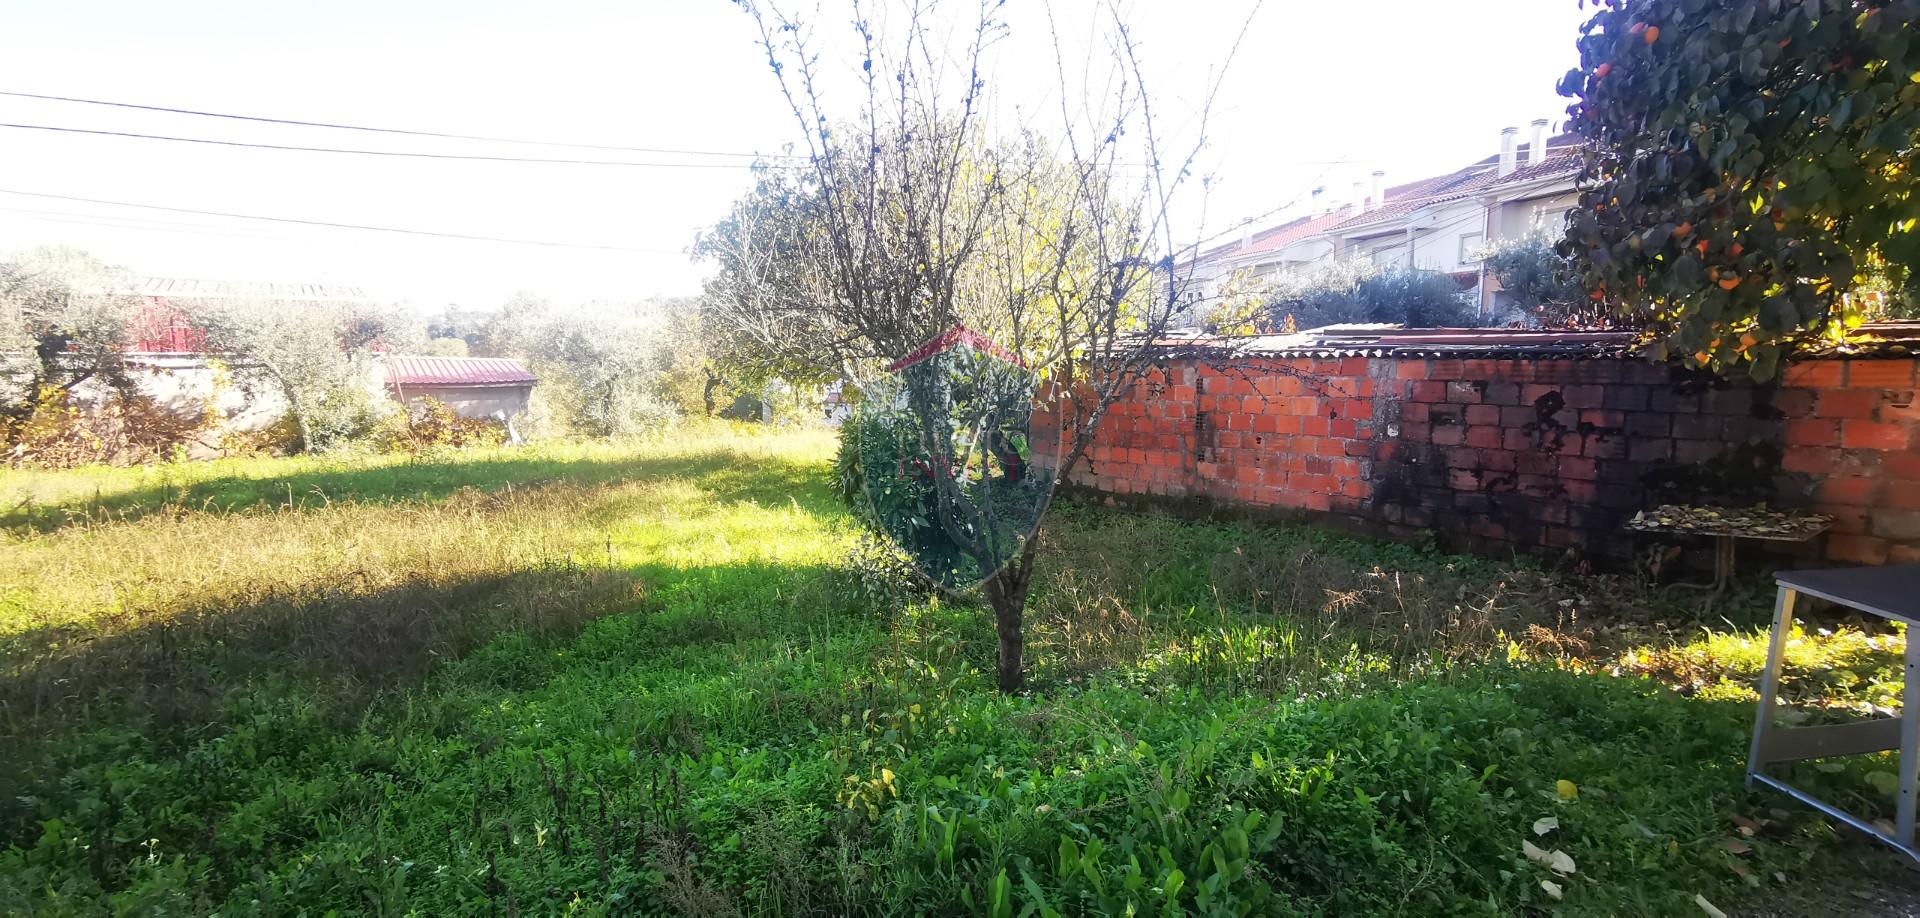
[1540,879,1563,900]
[1534,816,1559,836]
[1523,839,1577,876]
[1722,838,1752,856]
[1695,893,1728,918]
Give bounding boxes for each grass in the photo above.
[0,424,1910,915]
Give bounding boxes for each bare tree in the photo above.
[726,0,1252,692]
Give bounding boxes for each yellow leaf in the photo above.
[1556,779,1579,800]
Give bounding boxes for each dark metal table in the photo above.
[1748,565,1920,863]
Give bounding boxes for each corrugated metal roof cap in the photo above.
[384,356,537,387]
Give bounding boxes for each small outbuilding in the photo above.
[381,355,537,440]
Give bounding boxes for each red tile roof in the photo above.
[384,356,537,388]
[886,325,1024,372]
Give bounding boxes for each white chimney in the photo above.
[1526,118,1550,166]
[1351,180,1366,210]
[1239,221,1251,249]
[1498,126,1518,177]
[1370,170,1386,209]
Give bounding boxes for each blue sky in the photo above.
[0,0,1590,309]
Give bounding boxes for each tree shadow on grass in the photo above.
[1,442,836,535]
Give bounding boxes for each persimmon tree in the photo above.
[724,0,1250,692]
[1559,0,1920,379]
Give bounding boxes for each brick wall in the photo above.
[1033,354,1920,566]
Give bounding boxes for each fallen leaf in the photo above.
[1867,771,1899,797]
[1729,813,1761,836]
[1556,779,1579,801]
[1723,838,1753,856]
[1524,839,1577,876]
[1534,816,1559,836]
[1540,879,1563,900]
[1696,893,1728,918]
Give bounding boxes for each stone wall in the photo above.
[1031,353,1920,566]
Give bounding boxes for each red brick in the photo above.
[1430,359,1465,381]
[1251,413,1278,434]
[1409,381,1447,403]
[1784,418,1841,447]
[1561,385,1605,409]
[1816,389,1879,419]
[1432,425,1466,446]
[1886,451,1920,480]
[1396,422,1430,442]
[1502,428,1533,452]
[1482,450,1518,472]
[1465,426,1502,449]
[1345,399,1376,421]
[1823,507,1871,535]
[1337,357,1369,376]
[1841,420,1912,451]
[1782,447,1837,475]
[1783,361,1845,388]
[1883,481,1920,511]
[1444,447,1480,469]
[1772,388,1816,417]
[1892,545,1920,565]
[1559,457,1598,480]
[1819,477,1880,507]
[1464,404,1501,426]
[1850,361,1917,389]
[1329,419,1359,439]
[1396,360,1430,380]
[1447,468,1480,490]
[1342,478,1369,499]
[1299,416,1329,437]
[1828,534,1891,565]
[1579,409,1627,429]
[1520,384,1559,405]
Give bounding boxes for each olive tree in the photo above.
[1559,0,1920,378]
[725,0,1250,692]
[0,247,140,425]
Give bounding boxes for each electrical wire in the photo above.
[0,188,675,252]
[0,89,800,159]
[0,122,803,169]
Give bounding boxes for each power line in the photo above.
[0,122,802,169]
[0,188,677,253]
[0,89,800,159]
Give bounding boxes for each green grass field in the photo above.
[1,425,1910,915]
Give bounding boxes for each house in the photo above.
[381,355,537,441]
[1181,119,1581,323]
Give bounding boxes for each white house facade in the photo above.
[1181,120,1582,324]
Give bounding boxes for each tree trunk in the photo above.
[983,539,1038,694]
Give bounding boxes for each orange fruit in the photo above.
[1729,242,1744,257]
[1718,277,1741,290]
[1645,26,1660,44]
[1596,63,1612,79]
[1674,221,1693,237]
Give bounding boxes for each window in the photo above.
[1458,233,1484,264]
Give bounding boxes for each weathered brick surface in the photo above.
[1034,355,1920,566]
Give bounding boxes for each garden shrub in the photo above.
[372,396,508,454]
[1,385,211,468]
